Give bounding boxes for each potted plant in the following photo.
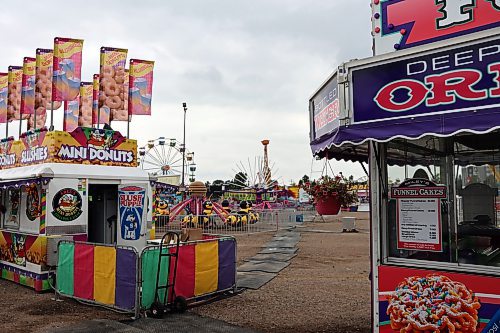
[303,175,357,215]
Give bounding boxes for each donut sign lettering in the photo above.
[352,36,500,123]
[372,0,500,55]
[118,186,145,241]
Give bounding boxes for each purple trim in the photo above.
[310,107,500,155]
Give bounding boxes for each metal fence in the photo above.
[154,208,315,236]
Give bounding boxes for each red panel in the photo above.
[169,244,195,299]
[73,243,94,300]
[34,279,42,292]
[13,273,19,283]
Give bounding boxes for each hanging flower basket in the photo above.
[302,174,358,216]
[315,194,341,215]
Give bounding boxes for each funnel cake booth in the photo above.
[310,30,500,332]
[0,127,153,291]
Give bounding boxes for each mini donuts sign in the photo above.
[118,185,146,241]
[352,36,500,123]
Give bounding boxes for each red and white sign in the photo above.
[372,0,500,55]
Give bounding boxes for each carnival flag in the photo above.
[7,66,24,121]
[20,57,36,115]
[128,59,154,116]
[79,82,93,127]
[63,95,79,132]
[0,73,8,124]
[92,74,99,126]
[111,69,129,121]
[99,47,127,124]
[52,37,83,101]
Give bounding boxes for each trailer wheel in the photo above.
[150,301,164,318]
[173,296,188,313]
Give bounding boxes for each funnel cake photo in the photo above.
[387,275,480,332]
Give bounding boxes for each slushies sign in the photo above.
[372,0,500,55]
[309,73,340,141]
[352,36,500,123]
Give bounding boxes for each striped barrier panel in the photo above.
[56,242,139,312]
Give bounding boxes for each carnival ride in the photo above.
[165,181,260,228]
[138,137,196,181]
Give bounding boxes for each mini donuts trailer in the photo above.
[309,29,500,332]
[0,128,153,291]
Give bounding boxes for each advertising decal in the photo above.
[118,185,146,241]
[51,188,83,222]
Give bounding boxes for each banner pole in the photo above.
[34,107,37,131]
[97,107,100,129]
[49,100,54,131]
[5,121,8,139]
[127,115,130,138]
[18,115,22,137]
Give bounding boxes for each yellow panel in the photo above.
[93,246,116,305]
[194,241,219,296]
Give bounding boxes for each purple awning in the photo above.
[311,107,500,158]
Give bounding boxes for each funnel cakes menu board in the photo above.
[391,179,447,252]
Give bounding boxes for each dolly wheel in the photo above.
[150,301,164,318]
[173,296,188,313]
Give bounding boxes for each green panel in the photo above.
[56,242,74,296]
[141,248,170,308]
[1,269,6,279]
[42,279,51,291]
[19,275,27,285]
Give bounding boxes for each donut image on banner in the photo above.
[119,186,145,241]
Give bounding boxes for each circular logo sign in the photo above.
[51,188,83,221]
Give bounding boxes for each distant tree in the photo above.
[212,179,224,186]
[298,174,310,186]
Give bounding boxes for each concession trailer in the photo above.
[310,26,500,332]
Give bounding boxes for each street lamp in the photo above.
[181,102,188,194]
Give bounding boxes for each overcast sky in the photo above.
[0,0,372,184]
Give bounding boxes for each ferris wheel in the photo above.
[138,137,196,181]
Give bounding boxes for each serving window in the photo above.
[382,131,500,272]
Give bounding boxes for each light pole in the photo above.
[181,102,187,194]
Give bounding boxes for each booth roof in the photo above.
[311,108,500,165]
[0,163,153,182]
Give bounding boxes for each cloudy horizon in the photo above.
[0,0,373,184]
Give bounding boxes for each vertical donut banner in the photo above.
[128,59,154,116]
[52,37,83,131]
[20,58,36,116]
[32,48,55,131]
[19,57,36,136]
[63,96,80,132]
[98,47,128,127]
[92,74,99,126]
[0,73,8,126]
[78,82,93,127]
[7,66,23,137]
